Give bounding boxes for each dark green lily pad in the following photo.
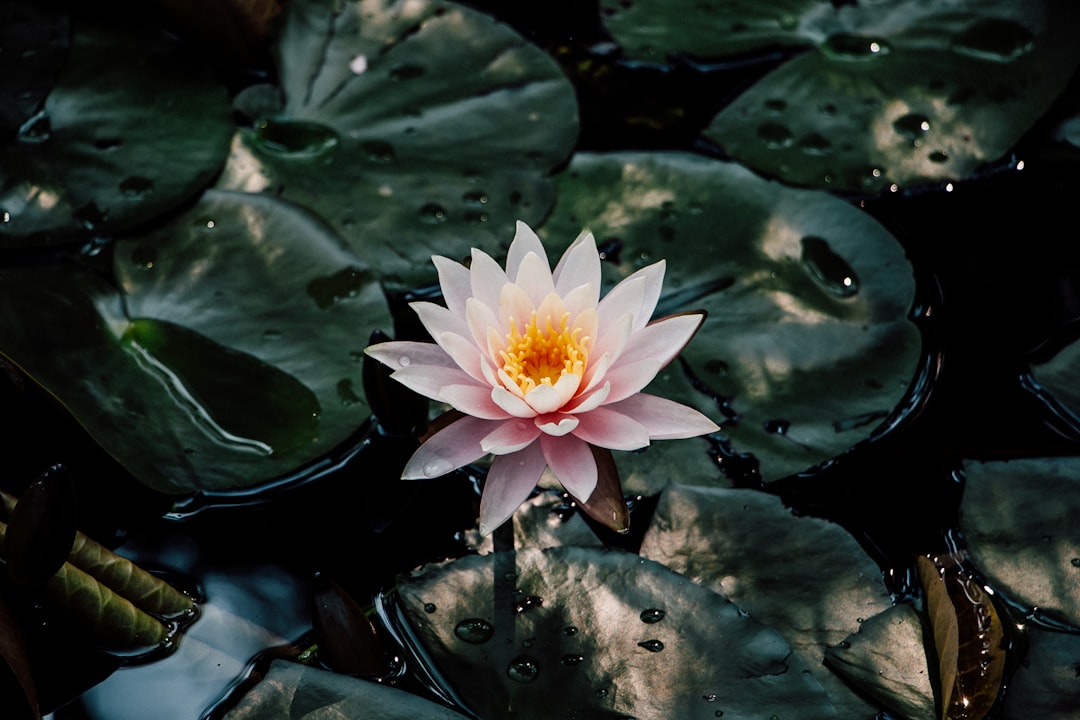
[0,2,69,140]
[0,190,389,494]
[960,457,1080,628]
[640,483,891,717]
[602,0,1080,191]
[218,0,578,289]
[223,659,472,720]
[0,22,233,246]
[543,151,920,486]
[1003,628,1080,720]
[397,546,838,719]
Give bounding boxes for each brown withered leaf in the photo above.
[917,554,1006,720]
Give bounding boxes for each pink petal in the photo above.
[563,287,600,326]
[491,387,536,418]
[478,442,547,535]
[365,340,455,371]
[571,406,650,451]
[481,419,541,454]
[402,416,499,479]
[564,380,611,413]
[469,248,508,312]
[614,312,705,370]
[497,282,535,337]
[440,384,511,420]
[540,434,597,502]
[600,260,666,331]
[515,252,556,307]
[505,221,549,282]
[411,301,470,349]
[535,414,579,436]
[466,297,502,356]
[432,255,471,316]
[590,310,634,370]
[523,373,580,414]
[607,393,720,439]
[602,357,662,404]
[392,365,477,402]
[553,229,601,299]
[440,331,487,383]
[580,352,613,395]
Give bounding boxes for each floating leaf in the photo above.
[825,603,937,720]
[1003,627,1080,720]
[311,574,387,676]
[0,21,232,245]
[916,554,1006,720]
[396,546,838,719]
[0,190,391,494]
[218,0,579,289]
[543,151,920,487]
[959,457,1080,628]
[640,483,891,717]
[221,659,472,719]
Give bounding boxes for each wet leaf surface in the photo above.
[218,0,579,289]
[0,190,390,494]
[0,21,232,245]
[543,151,920,486]
[222,659,471,719]
[3,465,77,586]
[601,0,1080,191]
[0,1,68,140]
[397,545,838,719]
[311,574,387,676]
[639,483,890,717]
[1002,627,1080,719]
[960,457,1080,628]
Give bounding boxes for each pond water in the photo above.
[3,1,1080,719]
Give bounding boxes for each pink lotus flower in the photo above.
[365,221,718,535]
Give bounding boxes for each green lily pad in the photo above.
[218,0,578,289]
[223,659,472,720]
[397,546,838,719]
[639,483,891,718]
[1031,336,1080,429]
[601,0,1080,191]
[543,151,921,486]
[0,190,389,494]
[0,22,233,246]
[960,457,1080,628]
[825,603,936,720]
[1003,628,1080,720]
[0,2,69,139]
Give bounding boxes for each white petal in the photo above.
[491,387,537,418]
[478,442,547,536]
[553,229,601,299]
[505,221,549,281]
[402,416,498,479]
[440,384,511,419]
[590,312,633,372]
[469,248,508,312]
[432,255,471,315]
[536,414,579,436]
[562,284,600,322]
[540,434,597,502]
[607,393,720,439]
[597,275,645,335]
[440,331,487,383]
[364,340,454,371]
[564,380,611,413]
[498,282,535,336]
[603,357,663,404]
[614,312,705,370]
[412,301,469,350]
[515,252,556,307]
[481,419,541,454]
[523,373,580,414]
[391,365,476,402]
[466,297,502,358]
[571,406,650,451]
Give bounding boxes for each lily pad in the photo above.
[1003,627,1080,720]
[0,190,389,494]
[0,22,233,246]
[218,0,579,289]
[396,545,838,719]
[1030,335,1080,431]
[0,1,69,139]
[639,483,891,717]
[959,457,1080,628]
[825,603,936,720]
[222,659,472,720]
[601,0,1080,191]
[543,151,921,486]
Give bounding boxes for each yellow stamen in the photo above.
[499,311,590,395]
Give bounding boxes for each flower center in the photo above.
[500,311,589,395]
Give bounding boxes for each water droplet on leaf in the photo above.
[423,603,437,613]
[419,203,447,224]
[757,122,793,149]
[637,639,664,652]
[306,266,367,309]
[893,113,931,140]
[119,176,155,198]
[254,118,339,157]
[360,140,395,163]
[561,654,584,666]
[454,618,494,644]
[640,608,666,624]
[801,236,859,298]
[507,656,539,683]
[822,34,891,61]
[17,110,51,143]
[951,18,1033,62]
